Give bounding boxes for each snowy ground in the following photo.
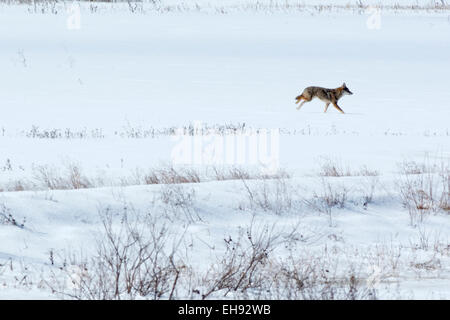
[0,1,449,299]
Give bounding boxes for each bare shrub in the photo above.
[159,184,200,223]
[32,163,92,190]
[366,241,402,275]
[318,157,378,178]
[240,175,294,215]
[228,167,252,180]
[268,252,377,300]
[37,213,420,300]
[66,163,92,189]
[397,157,449,226]
[405,229,448,279]
[0,204,25,228]
[0,179,30,192]
[32,164,66,190]
[198,220,281,299]
[357,165,379,177]
[438,161,449,212]
[398,173,434,226]
[398,160,428,175]
[304,177,349,227]
[355,175,380,209]
[13,180,26,192]
[318,157,351,177]
[46,206,185,300]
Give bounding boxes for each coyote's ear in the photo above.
[342,82,346,87]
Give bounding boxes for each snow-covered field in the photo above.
[0,0,449,299]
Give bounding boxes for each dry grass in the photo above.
[3,0,449,16]
[159,184,199,223]
[304,177,349,227]
[143,167,201,185]
[32,163,93,190]
[0,161,291,193]
[397,157,449,226]
[239,174,295,215]
[356,175,381,209]
[318,157,379,177]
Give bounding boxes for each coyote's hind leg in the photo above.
[324,102,330,113]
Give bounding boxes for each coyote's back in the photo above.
[295,83,353,114]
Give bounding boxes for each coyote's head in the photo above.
[342,82,353,95]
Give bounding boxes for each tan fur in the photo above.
[295,83,353,114]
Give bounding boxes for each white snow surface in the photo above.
[0,1,449,299]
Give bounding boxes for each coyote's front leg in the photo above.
[296,95,311,110]
[332,101,345,114]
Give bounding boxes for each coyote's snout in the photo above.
[295,83,353,114]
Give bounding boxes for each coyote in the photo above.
[295,83,353,114]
